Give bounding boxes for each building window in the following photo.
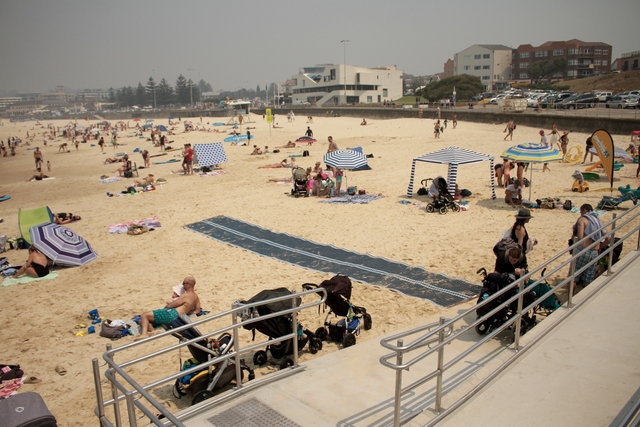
[292,79,297,86]
[567,70,577,77]
[603,60,608,66]
[552,72,563,77]
[519,73,528,79]
[483,54,490,59]
[594,60,601,65]
[519,62,528,68]
[568,49,579,55]
[464,55,471,61]
[367,96,372,103]
[464,65,470,71]
[519,52,530,58]
[383,89,388,97]
[474,54,481,59]
[482,75,490,80]
[603,49,609,55]
[302,80,305,87]
[553,49,564,56]
[330,69,336,80]
[595,49,602,55]
[535,51,548,57]
[568,59,577,65]
[324,76,329,82]
[582,48,591,54]
[483,65,490,69]
[580,59,592,66]
[474,65,481,70]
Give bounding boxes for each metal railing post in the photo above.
[106,344,122,427]
[231,308,242,390]
[393,339,404,427]
[514,281,524,351]
[435,316,446,413]
[292,304,299,367]
[92,358,106,425]
[568,258,576,308]
[607,213,617,276]
[125,392,137,427]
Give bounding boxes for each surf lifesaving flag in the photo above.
[265,108,273,124]
[591,129,615,188]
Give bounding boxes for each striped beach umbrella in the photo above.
[29,223,97,266]
[501,142,563,199]
[323,150,368,170]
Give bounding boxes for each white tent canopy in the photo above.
[407,146,496,199]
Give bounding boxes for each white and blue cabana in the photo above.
[407,146,496,199]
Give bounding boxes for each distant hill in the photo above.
[553,70,640,93]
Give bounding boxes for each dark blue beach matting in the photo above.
[185,216,480,307]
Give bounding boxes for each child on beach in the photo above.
[47,161,51,172]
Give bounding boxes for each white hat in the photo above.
[173,284,185,296]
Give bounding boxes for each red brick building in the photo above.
[513,39,612,82]
[443,59,454,78]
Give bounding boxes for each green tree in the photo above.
[135,83,145,107]
[157,78,174,107]
[197,79,212,93]
[175,75,189,105]
[145,77,156,108]
[548,58,567,79]
[417,75,483,101]
[108,87,116,103]
[527,60,550,84]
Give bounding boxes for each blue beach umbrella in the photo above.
[145,119,154,123]
[29,223,97,266]
[501,142,563,199]
[156,125,167,132]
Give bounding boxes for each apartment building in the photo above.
[453,45,513,91]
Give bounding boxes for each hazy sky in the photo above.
[0,0,638,94]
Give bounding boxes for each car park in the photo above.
[606,95,638,109]
[556,93,599,109]
[526,93,547,108]
[539,92,575,109]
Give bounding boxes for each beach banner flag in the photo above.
[266,108,273,124]
[591,129,615,188]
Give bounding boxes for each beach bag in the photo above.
[302,150,310,157]
[100,322,127,339]
[127,225,148,235]
[1,364,24,381]
[563,200,572,210]
[417,187,428,196]
[347,186,357,196]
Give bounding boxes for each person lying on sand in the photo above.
[27,168,48,181]
[11,246,50,278]
[54,213,81,225]
[259,158,293,169]
[135,276,201,340]
[277,141,296,148]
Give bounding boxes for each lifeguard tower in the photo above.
[222,99,254,125]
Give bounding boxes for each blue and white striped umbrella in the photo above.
[29,223,97,266]
[501,142,563,163]
[323,150,368,170]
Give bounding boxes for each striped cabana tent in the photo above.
[407,146,496,199]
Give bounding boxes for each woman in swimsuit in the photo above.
[12,246,50,278]
[54,213,81,225]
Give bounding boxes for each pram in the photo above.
[167,315,255,405]
[235,287,322,369]
[421,177,460,214]
[474,268,538,338]
[291,167,309,198]
[303,275,372,348]
[597,192,638,210]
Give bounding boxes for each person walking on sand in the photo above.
[540,130,551,172]
[434,121,441,139]
[504,118,515,141]
[136,276,201,341]
[558,131,570,161]
[33,147,43,169]
[327,136,338,154]
[305,127,313,137]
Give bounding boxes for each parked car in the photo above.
[526,93,547,108]
[489,94,507,104]
[556,93,599,109]
[539,92,575,109]
[606,95,638,109]
[595,91,612,102]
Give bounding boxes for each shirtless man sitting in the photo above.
[11,246,50,278]
[136,276,201,340]
[134,174,155,188]
[250,145,263,155]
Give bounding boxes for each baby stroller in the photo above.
[474,268,538,338]
[597,192,638,210]
[235,287,322,370]
[303,275,372,348]
[167,315,255,405]
[421,177,460,214]
[291,167,309,198]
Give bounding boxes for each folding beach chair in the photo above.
[18,206,54,248]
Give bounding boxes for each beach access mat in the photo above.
[185,216,479,306]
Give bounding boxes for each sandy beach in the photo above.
[1,112,638,426]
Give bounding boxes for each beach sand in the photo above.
[0,113,637,426]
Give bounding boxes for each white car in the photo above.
[595,91,612,102]
[526,93,547,107]
[489,94,507,104]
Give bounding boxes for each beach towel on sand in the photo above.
[2,272,58,287]
[108,217,161,234]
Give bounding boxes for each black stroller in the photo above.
[167,315,255,405]
[303,275,372,348]
[421,177,460,214]
[291,167,309,198]
[235,288,322,370]
[474,268,538,338]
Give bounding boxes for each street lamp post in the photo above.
[152,69,156,109]
[341,39,349,106]
[187,69,194,108]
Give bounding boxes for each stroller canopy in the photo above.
[407,146,496,199]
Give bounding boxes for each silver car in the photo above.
[606,95,638,109]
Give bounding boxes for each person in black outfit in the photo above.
[305,127,313,137]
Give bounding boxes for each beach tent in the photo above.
[193,142,228,168]
[19,206,54,248]
[407,146,496,199]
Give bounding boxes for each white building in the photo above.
[453,45,513,91]
[291,64,403,106]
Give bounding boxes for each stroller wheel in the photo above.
[363,313,372,330]
[279,357,294,370]
[451,204,460,212]
[309,337,322,354]
[475,321,489,335]
[192,389,214,405]
[426,204,435,213]
[253,350,268,366]
[315,327,328,341]
[439,206,447,215]
[343,333,356,348]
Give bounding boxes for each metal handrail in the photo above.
[380,203,640,426]
[93,286,327,427]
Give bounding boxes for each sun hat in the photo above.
[515,208,533,219]
[539,130,544,135]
